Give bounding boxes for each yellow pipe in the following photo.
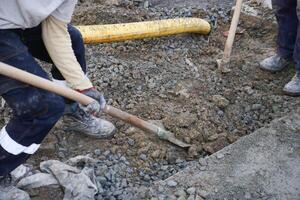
[75,18,211,44]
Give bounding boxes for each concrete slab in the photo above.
[148,111,300,199]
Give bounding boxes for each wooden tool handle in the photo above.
[0,62,94,105]
[223,0,243,61]
[0,62,159,135]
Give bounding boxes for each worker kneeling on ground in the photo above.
[260,0,300,96]
[0,0,115,197]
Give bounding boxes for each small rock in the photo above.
[175,189,187,197]
[195,195,204,200]
[244,192,252,199]
[184,136,191,144]
[251,103,262,111]
[244,86,254,95]
[139,154,147,161]
[177,196,187,200]
[216,153,224,159]
[158,185,165,193]
[187,145,199,158]
[198,158,207,166]
[203,137,229,154]
[143,175,151,182]
[187,195,195,200]
[208,134,219,141]
[96,176,107,185]
[166,180,178,187]
[186,187,196,195]
[127,138,135,146]
[198,189,209,198]
[166,195,177,200]
[103,150,111,156]
[109,196,116,200]
[121,179,127,188]
[94,149,101,156]
[175,158,184,164]
[217,110,224,117]
[113,189,123,196]
[212,95,229,109]
[199,166,206,171]
[151,150,161,159]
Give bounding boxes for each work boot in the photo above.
[260,54,291,72]
[283,72,300,96]
[62,103,116,138]
[0,174,30,200]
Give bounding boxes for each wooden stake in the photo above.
[217,0,243,73]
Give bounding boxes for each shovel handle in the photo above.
[0,62,159,135]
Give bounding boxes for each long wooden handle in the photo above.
[0,62,159,135]
[0,62,94,105]
[223,0,243,61]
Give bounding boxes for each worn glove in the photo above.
[77,87,106,114]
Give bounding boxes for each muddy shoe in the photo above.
[63,104,116,138]
[283,73,300,96]
[260,54,291,72]
[0,175,30,200]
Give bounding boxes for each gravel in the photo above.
[1,0,296,199]
[92,149,189,199]
[166,180,178,187]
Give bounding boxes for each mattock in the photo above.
[0,62,192,149]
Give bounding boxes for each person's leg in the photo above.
[282,0,300,95]
[0,29,65,176]
[274,0,298,58]
[293,0,300,71]
[260,0,298,72]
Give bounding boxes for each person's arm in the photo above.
[42,15,105,113]
[42,15,93,90]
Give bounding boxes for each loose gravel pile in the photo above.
[90,150,188,200]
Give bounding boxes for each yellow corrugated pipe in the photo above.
[75,18,211,44]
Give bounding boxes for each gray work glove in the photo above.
[78,87,106,115]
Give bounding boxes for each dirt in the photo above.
[1,0,299,199]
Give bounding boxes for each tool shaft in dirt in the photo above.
[104,106,158,135]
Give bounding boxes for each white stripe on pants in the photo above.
[0,126,40,155]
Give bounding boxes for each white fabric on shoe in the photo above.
[283,73,300,95]
[260,54,290,72]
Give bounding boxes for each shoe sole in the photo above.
[259,61,293,73]
[65,127,117,139]
[283,90,300,97]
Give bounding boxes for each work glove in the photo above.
[77,87,106,115]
